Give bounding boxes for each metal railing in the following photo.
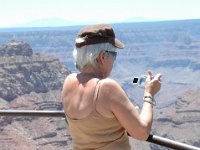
[0,110,199,150]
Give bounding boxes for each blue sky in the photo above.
[1,0,200,28]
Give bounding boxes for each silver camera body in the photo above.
[132,75,147,88]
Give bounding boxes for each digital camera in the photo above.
[132,75,147,88]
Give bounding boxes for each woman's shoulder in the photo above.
[67,73,77,78]
[100,78,122,92]
[63,73,78,88]
[64,73,77,81]
[99,78,128,106]
[101,78,121,85]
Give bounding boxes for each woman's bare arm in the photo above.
[100,71,161,140]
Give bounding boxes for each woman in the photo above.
[62,24,162,150]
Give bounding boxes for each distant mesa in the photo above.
[0,40,70,101]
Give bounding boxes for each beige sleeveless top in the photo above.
[65,81,131,150]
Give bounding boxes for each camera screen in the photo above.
[133,77,139,83]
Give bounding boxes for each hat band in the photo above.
[75,36,115,48]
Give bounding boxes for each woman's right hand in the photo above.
[144,71,162,97]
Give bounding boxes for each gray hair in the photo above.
[73,43,116,70]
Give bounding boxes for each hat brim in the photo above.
[114,38,125,49]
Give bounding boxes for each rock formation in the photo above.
[0,40,70,101]
[0,39,199,149]
[0,40,72,150]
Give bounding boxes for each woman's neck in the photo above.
[81,66,104,79]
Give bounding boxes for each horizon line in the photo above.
[0,18,200,30]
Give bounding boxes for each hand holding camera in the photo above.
[144,71,162,97]
[133,71,162,97]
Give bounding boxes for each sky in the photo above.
[1,0,200,28]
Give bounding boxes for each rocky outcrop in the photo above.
[0,40,72,150]
[0,40,70,101]
[0,40,33,57]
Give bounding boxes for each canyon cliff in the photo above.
[0,19,200,149]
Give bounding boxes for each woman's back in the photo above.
[62,73,131,150]
[62,73,98,119]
